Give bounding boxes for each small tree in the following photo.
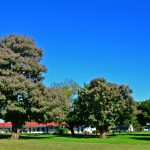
[0,35,47,139]
[51,80,80,136]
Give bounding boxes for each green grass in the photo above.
[0,132,150,150]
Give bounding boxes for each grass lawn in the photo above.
[0,132,150,150]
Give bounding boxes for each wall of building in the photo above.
[0,126,57,134]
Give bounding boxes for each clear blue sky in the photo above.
[0,0,150,101]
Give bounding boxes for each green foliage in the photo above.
[54,127,69,135]
[77,78,136,135]
[115,85,137,127]
[137,99,150,126]
[51,79,80,101]
[40,87,70,123]
[50,80,80,135]
[0,35,47,133]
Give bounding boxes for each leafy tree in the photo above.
[115,85,137,129]
[0,35,47,139]
[51,80,80,136]
[51,79,79,101]
[65,101,82,136]
[77,78,136,138]
[40,87,70,123]
[137,99,150,127]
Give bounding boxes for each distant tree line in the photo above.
[0,35,149,139]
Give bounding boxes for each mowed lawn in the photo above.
[0,132,150,150]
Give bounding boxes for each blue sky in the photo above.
[0,0,150,101]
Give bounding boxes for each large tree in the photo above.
[77,78,136,138]
[0,35,47,139]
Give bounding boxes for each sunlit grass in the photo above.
[0,132,150,150]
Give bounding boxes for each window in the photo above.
[42,127,45,132]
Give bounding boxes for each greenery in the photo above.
[0,132,150,150]
[77,78,136,138]
[0,35,70,139]
[0,34,150,143]
[51,80,80,136]
[137,99,150,127]
[0,35,47,139]
[54,127,69,135]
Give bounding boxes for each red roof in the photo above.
[0,122,57,127]
[0,122,12,127]
[25,122,57,127]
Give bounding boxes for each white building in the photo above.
[0,122,58,134]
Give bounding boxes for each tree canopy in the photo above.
[50,80,80,136]
[137,99,150,127]
[0,35,47,139]
[77,78,136,138]
[115,85,137,127]
[0,34,147,139]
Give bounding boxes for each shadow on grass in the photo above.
[53,134,117,139]
[20,134,52,140]
[123,132,150,141]
[0,133,52,140]
[0,134,11,139]
[130,137,150,141]
[118,132,150,138]
[1,132,150,140]
[21,133,119,140]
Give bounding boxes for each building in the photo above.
[144,123,150,131]
[0,122,96,135]
[0,122,58,134]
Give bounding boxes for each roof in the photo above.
[0,122,57,127]
[25,122,57,127]
[0,122,12,127]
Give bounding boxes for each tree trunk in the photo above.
[96,129,98,136]
[99,132,106,138]
[142,126,144,132]
[11,123,20,140]
[70,127,75,136]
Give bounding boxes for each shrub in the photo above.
[54,127,68,135]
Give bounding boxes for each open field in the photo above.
[0,132,150,150]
